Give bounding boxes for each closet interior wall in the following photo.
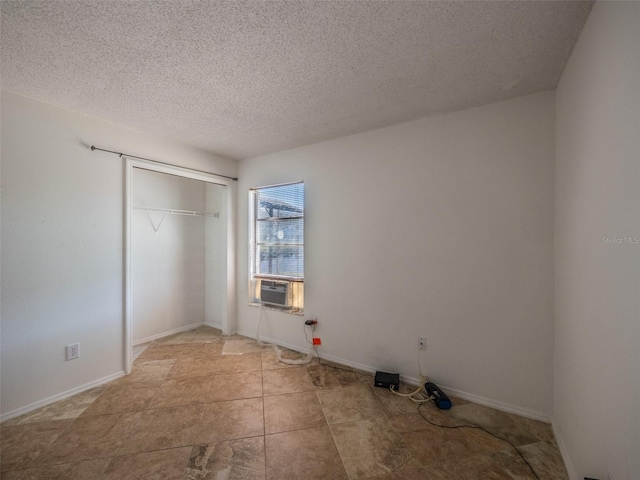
[132,168,226,343]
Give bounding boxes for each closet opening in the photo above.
[124,158,235,374]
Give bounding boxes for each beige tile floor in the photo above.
[0,326,568,479]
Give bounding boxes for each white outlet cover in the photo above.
[66,343,79,360]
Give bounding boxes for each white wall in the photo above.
[132,169,206,342]
[205,182,229,328]
[237,91,556,418]
[554,2,640,479]
[0,92,236,418]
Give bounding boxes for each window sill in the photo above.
[253,274,303,283]
[248,302,304,316]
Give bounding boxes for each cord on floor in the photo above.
[389,377,431,404]
[416,401,541,480]
[257,302,314,365]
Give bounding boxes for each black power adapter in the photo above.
[374,371,400,390]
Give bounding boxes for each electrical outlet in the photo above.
[66,343,79,361]
[418,337,426,350]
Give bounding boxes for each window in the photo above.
[249,182,304,312]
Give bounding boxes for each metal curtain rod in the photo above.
[90,145,238,181]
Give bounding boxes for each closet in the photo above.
[130,167,228,346]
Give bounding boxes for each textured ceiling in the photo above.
[1,1,593,160]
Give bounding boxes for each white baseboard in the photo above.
[0,371,125,423]
[552,420,579,480]
[236,328,320,358]
[433,384,551,423]
[236,329,550,423]
[133,322,203,346]
[204,321,223,330]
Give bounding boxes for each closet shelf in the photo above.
[134,207,219,218]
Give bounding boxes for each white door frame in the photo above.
[124,157,236,374]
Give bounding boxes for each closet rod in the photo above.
[90,145,238,181]
[134,207,219,218]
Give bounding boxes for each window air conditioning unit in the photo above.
[260,280,292,308]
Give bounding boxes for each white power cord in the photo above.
[389,349,432,404]
[389,376,432,404]
[257,302,314,365]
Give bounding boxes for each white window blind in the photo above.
[251,182,304,280]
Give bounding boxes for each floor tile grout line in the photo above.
[265,421,331,437]
[190,393,211,454]
[5,419,76,472]
[261,347,268,480]
[325,415,352,479]
[333,384,421,476]
[313,373,353,480]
